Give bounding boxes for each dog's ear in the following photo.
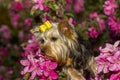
[58,20,74,38]
[30,25,40,37]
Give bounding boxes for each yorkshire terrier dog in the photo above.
[31,20,97,80]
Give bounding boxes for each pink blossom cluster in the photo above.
[33,0,51,12]
[0,47,8,57]
[9,0,33,42]
[108,16,120,36]
[86,0,119,39]
[0,0,34,79]
[89,12,106,32]
[86,26,99,38]
[0,66,13,80]
[0,25,11,40]
[33,0,45,11]
[73,0,84,13]
[0,46,8,64]
[103,0,118,16]
[103,0,120,36]
[95,41,120,79]
[65,0,84,13]
[20,36,58,80]
[12,1,23,11]
[32,0,84,22]
[10,0,32,28]
[86,12,106,38]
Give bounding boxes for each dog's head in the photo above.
[30,20,79,66]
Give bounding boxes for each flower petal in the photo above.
[109,64,116,71]
[49,62,58,70]
[30,71,36,79]
[114,41,120,47]
[20,60,29,66]
[97,65,104,73]
[110,73,118,80]
[50,71,58,79]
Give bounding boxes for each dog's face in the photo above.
[31,21,78,65]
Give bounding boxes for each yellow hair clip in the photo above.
[39,21,52,32]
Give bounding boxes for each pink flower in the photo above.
[25,0,32,9]
[65,0,72,11]
[43,14,51,22]
[96,56,110,73]
[96,18,106,32]
[103,0,118,15]
[99,41,120,53]
[20,59,30,75]
[21,55,43,79]
[66,0,71,4]
[108,16,120,35]
[0,47,8,56]
[18,30,24,41]
[0,75,3,80]
[20,36,58,79]
[28,56,43,79]
[24,42,39,54]
[86,27,99,38]
[45,6,50,12]
[107,52,120,71]
[108,16,117,28]
[13,44,20,51]
[74,0,84,13]
[89,12,99,19]
[110,71,120,80]
[10,13,21,27]
[115,21,120,35]
[33,0,45,10]
[13,2,23,11]
[21,52,26,57]
[21,54,58,79]
[96,41,120,79]
[24,18,32,27]
[43,60,58,79]
[81,21,86,28]
[89,12,106,32]
[0,25,11,40]
[68,18,76,25]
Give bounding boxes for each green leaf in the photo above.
[65,13,74,17]
[50,4,59,11]
[23,72,30,80]
[34,76,38,80]
[117,0,120,4]
[59,71,66,77]
[30,7,35,15]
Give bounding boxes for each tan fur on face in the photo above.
[35,23,70,65]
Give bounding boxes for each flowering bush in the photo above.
[95,41,120,80]
[0,0,120,79]
[20,36,58,80]
[0,0,33,79]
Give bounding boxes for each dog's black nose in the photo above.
[41,49,46,54]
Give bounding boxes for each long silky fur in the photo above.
[30,21,97,80]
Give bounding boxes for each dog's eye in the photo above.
[40,39,44,44]
[50,37,58,41]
